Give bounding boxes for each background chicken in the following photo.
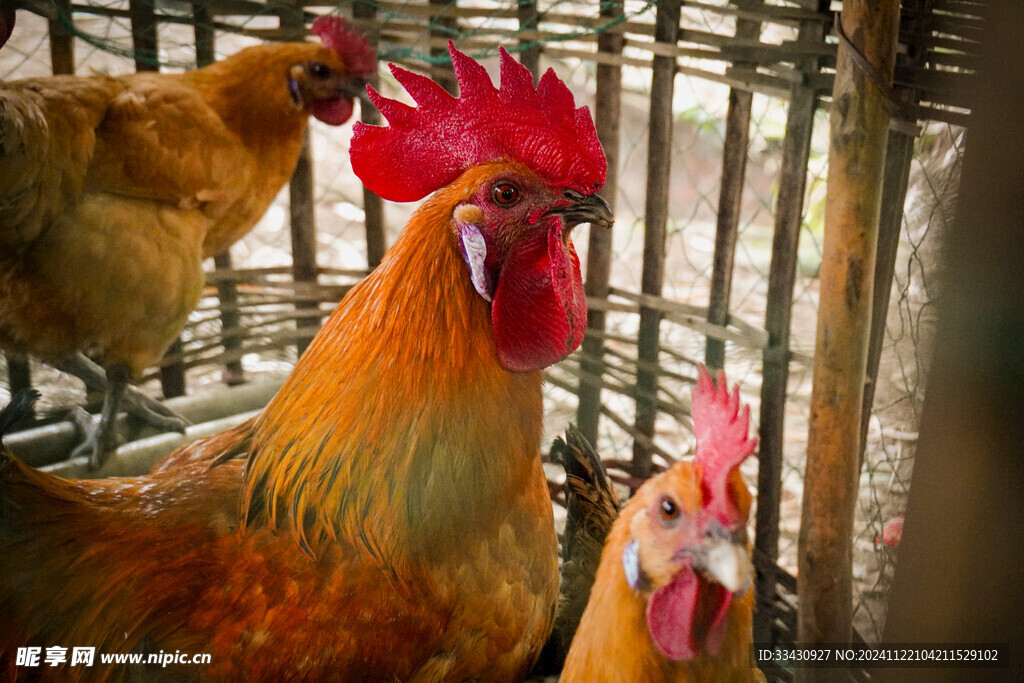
[0,15,375,466]
[561,367,762,682]
[1,43,612,679]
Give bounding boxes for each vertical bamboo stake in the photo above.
[128,0,158,72]
[753,4,829,646]
[516,0,540,81]
[429,0,459,95]
[48,0,74,74]
[797,0,900,658]
[705,0,763,371]
[632,0,680,479]
[859,128,914,455]
[577,0,624,446]
[353,1,386,268]
[279,7,320,355]
[290,131,319,355]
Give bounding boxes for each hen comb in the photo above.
[311,15,377,80]
[691,366,757,524]
[350,42,607,202]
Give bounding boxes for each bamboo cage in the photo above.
[0,0,983,672]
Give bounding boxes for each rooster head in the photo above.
[621,367,757,661]
[287,16,376,126]
[350,43,611,371]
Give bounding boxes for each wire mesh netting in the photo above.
[0,0,966,647]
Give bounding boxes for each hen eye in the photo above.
[309,61,330,78]
[659,497,680,522]
[491,182,520,207]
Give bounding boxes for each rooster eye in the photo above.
[491,182,520,207]
[659,497,679,522]
[309,61,330,79]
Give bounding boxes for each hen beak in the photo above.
[694,537,752,595]
[545,190,614,231]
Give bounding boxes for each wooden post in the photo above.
[753,3,829,646]
[213,252,245,385]
[576,0,624,446]
[128,0,158,72]
[193,1,214,66]
[159,338,186,398]
[881,4,1024,673]
[797,0,900,659]
[516,0,540,81]
[353,1,386,269]
[48,0,74,74]
[704,0,763,371]
[429,0,459,95]
[280,7,320,355]
[290,132,319,355]
[859,128,915,455]
[631,0,681,479]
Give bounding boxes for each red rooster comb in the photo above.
[311,15,377,80]
[350,42,607,203]
[692,366,758,525]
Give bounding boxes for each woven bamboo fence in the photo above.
[0,0,981,670]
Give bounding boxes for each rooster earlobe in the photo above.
[623,540,641,589]
[454,206,493,302]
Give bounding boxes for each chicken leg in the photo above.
[58,353,188,468]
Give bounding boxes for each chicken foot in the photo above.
[57,353,189,468]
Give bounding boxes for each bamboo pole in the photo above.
[859,128,915,456]
[797,0,900,659]
[429,0,459,95]
[576,0,623,447]
[128,0,158,72]
[752,4,829,645]
[48,0,74,74]
[631,0,681,479]
[705,0,763,371]
[353,1,387,268]
[289,131,319,355]
[516,0,540,81]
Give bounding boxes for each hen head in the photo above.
[350,43,612,372]
[622,366,757,661]
[287,16,376,126]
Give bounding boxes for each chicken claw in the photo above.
[59,354,189,468]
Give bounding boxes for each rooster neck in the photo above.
[242,170,547,569]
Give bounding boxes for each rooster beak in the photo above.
[699,538,751,594]
[685,522,752,595]
[545,190,614,231]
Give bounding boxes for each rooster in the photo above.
[561,367,763,682]
[0,16,375,467]
[0,44,612,680]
